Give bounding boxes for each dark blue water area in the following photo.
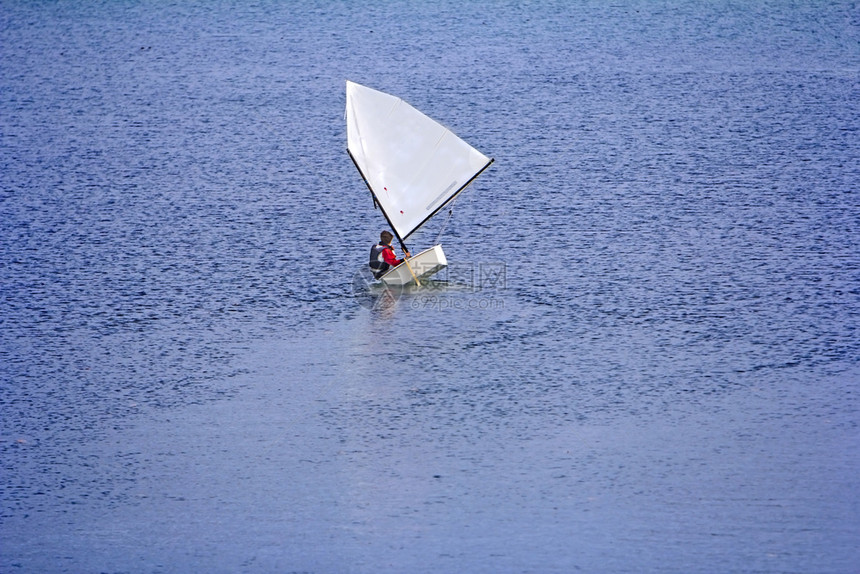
[1,1,859,572]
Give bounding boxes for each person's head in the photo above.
[380,230,393,244]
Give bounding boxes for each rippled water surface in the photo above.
[2,1,858,572]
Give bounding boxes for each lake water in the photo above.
[1,1,858,572]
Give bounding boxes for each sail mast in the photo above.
[347,148,411,253]
[348,146,419,284]
[347,149,379,211]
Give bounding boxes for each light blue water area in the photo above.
[1,1,858,572]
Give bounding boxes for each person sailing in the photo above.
[369,231,410,279]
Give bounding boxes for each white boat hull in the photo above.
[379,244,447,286]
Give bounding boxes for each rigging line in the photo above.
[434,198,457,245]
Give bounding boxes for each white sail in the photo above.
[346,80,492,243]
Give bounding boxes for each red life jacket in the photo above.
[369,242,398,278]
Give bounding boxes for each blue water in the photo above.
[2,1,858,572]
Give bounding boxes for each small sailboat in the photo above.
[346,80,493,286]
